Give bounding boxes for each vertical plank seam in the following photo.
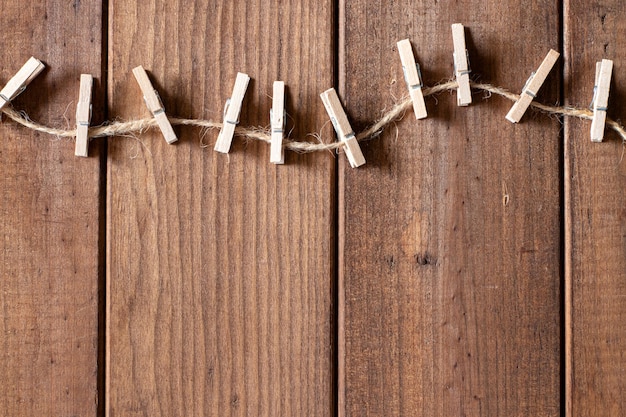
[561,0,573,415]
[99,0,111,416]
[103,0,112,415]
[336,1,346,416]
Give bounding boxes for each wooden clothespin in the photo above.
[320,88,365,168]
[270,81,286,164]
[0,57,45,111]
[214,72,250,153]
[397,39,427,119]
[132,66,177,144]
[451,24,472,106]
[506,49,559,123]
[75,74,93,157]
[590,59,613,142]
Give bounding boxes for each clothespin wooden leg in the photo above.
[451,24,472,106]
[506,49,559,123]
[132,66,177,144]
[0,57,45,111]
[214,72,250,153]
[270,81,286,164]
[590,59,613,142]
[75,74,93,157]
[397,39,427,119]
[320,88,365,168]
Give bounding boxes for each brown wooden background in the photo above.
[1,0,624,416]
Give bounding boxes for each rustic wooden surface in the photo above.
[565,2,626,416]
[0,1,103,416]
[106,1,335,416]
[339,2,562,416]
[3,1,626,416]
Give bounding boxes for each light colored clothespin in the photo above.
[214,72,250,153]
[0,57,45,111]
[75,74,94,157]
[506,49,559,123]
[270,81,286,164]
[320,88,365,168]
[132,65,177,144]
[451,24,472,106]
[397,39,427,119]
[590,59,613,142]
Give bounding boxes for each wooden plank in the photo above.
[339,2,561,416]
[564,2,626,415]
[106,1,335,416]
[0,1,103,416]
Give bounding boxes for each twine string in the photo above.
[2,80,625,152]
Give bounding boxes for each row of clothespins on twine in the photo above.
[0,23,622,167]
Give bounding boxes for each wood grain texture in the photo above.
[0,1,103,416]
[564,2,626,415]
[106,1,335,416]
[339,2,561,416]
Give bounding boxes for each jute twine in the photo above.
[2,80,624,152]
